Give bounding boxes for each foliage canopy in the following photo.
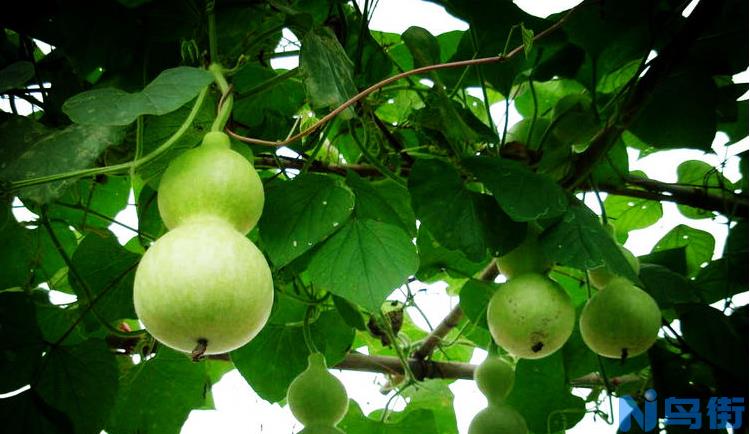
[0,0,747,433]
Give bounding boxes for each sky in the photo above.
[2,0,747,433]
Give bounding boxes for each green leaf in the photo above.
[409,159,525,261]
[107,348,211,434]
[332,295,367,331]
[465,156,568,221]
[399,380,457,433]
[47,176,130,230]
[0,61,34,92]
[416,227,485,282]
[308,218,418,312]
[69,231,140,327]
[676,160,733,219]
[232,64,305,129]
[299,27,358,117]
[346,171,416,236]
[135,94,216,187]
[506,353,586,433]
[680,304,747,378]
[259,174,355,267]
[540,201,640,282]
[639,264,703,310]
[604,195,663,243]
[653,225,715,277]
[0,203,35,290]
[0,124,126,203]
[459,279,497,329]
[62,67,213,126]
[630,69,717,151]
[0,389,73,434]
[36,339,118,434]
[0,292,45,393]
[402,26,441,68]
[231,310,354,403]
[515,79,587,118]
[339,400,440,434]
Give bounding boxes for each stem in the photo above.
[209,64,233,132]
[8,87,209,191]
[225,10,574,147]
[206,0,218,63]
[302,305,319,354]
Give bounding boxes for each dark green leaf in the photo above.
[0,203,35,290]
[465,156,568,221]
[0,124,126,203]
[402,26,441,68]
[232,64,305,130]
[259,174,355,267]
[680,304,746,378]
[69,231,140,326]
[638,247,688,275]
[36,339,118,434]
[308,218,418,312]
[506,353,586,433]
[107,348,211,434]
[0,389,73,434]
[0,61,34,92]
[333,295,367,331]
[47,176,130,230]
[346,170,416,236]
[232,310,354,403]
[630,69,717,151]
[62,67,213,125]
[299,27,358,116]
[676,160,733,219]
[409,158,525,261]
[639,264,702,309]
[0,292,45,393]
[540,201,640,282]
[459,279,497,329]
[416,227,485,282]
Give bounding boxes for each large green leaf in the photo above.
[630,69,717,151]
[47,176,131,230]
[459,279,497,329]
[680,304,747,379]
[506,353,586,434]
[653,225,715,277]
[339,400,440,434]
[232,310,354,403]
[0,124,126,203]
[0,61,34,92]
[107,348,211,434]
[402,26,441,68]
[345,171,416,237]
[259,174,355,267]
[465,156,568,221]
[232,63,306,130]
[416,227,485,282]
[69,231,140,327]
[62,67,212,126]
[299,27,358,116]
[0,292,45,393]
[0,389,73,434]
[540,201,639,282]
[308,218,418,312]
[604,195,663,243]
[0,202,35,290]
[675,160,734,219]
[409,158,525,261]
[36,339,118,434]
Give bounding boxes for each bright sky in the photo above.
[2,0,747,433]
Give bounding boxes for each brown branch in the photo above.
[411,260,499,360]
[225,10,574,147]
[597,177,748,219]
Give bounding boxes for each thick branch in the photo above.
[411,261,499,360]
